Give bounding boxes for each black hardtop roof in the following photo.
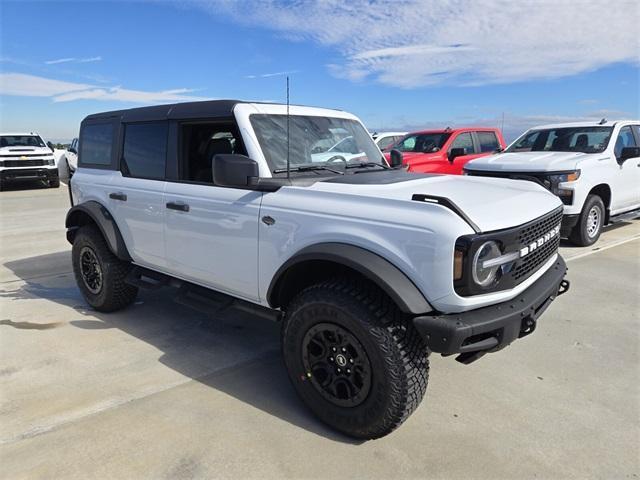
[81,99,245,123]
[81,99,345,124]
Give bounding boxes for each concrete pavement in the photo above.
[1,184,639,479]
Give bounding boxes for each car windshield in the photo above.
[507,127,613,154]
[250,114,385,174]
[0,135,46,148]
[393,132,450,153]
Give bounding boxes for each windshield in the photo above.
[0,135,46,148]
[393,132,450,153]
[507,127,613,154]
[250,114,385,174]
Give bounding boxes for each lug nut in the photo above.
[346,369,351,374]
[329,357,334,362]
[332,347,337,352]
[341,347,346,352]
[349,358,354,364]
[337,368,341,373]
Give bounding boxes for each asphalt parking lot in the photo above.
[1,182,639,479]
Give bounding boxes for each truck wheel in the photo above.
[49,178,60,188]
[569,194,605,246]
[72,225,138,312]
[282,278,429,439]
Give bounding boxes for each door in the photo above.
[109,121,168,269]
[443,132,481,174]
[162,121,262,301]
[610,125,640,212]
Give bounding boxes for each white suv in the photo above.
[66,100,569,439]
[0,132,60,190]
[464,120,640,246]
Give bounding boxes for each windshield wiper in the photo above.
[345,161,391,170]
[273,165,345,175]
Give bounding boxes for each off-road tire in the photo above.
[72,225,138,312]
[282,277,429,439]
[569,194,605,246]
[49,178,60,188]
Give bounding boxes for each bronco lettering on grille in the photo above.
[519,225,560,258]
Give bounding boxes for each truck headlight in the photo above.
[48,158,55,166]
[472,241,502,287]
[547,170,579,205]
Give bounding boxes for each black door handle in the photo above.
[109,192,127,201]
[166,201,189,212]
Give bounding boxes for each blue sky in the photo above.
[1,0,638,142]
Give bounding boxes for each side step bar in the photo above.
[126,266,282,322]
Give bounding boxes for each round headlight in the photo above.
[472,241,501,287]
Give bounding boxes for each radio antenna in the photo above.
[286,75,290,179]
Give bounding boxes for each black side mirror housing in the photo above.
[389,149,404,168]
[47,141,55,152]
[212,154,259,188]
[68,146,77,154]
[448,147,465,162]
[618,146,640,164]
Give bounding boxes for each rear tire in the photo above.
[72,225,138,312]
[282,277,429,439]
[569,194,605,246]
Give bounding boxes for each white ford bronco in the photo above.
[66,101,569,439]
[0,132,60,190]
[464,120,640,246]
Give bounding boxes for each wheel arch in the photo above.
[267,243,432,315]
[65,201,132,261]
[588,184,611,223]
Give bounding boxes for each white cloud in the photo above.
[193,0,640,88]
[0,73,208,103]
[245,70,299,79]
[45,56,103,65]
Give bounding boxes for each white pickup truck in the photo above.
[464,120,640,245]
[0,132,60,190]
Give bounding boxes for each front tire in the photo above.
[49,178,60,188]
[282,278,429,439]
[72,225,138,312]
[569,194,605,246]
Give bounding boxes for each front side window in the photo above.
[507,127,613,153]
[395,132,450,153]
[250,114,384,173]
[477,131,500,152]
[178,122,246,183]
[614,126,637,159]
[122,122,167,179]
[0,135,46,148]
[450,132,474,154]
[80,123,113,166]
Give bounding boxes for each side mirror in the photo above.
[448,147,465,162]
[68,146,77,154]
[618,146,640,164]
[212,154,259,188]
[389,149,404,168]
[47,141,55,152]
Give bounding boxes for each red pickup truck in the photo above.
[384,127,506,174]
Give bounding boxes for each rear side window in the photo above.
[477,131,500,152]
[450,132,474,154]
[122,122,168,180]
[80,123,113,166]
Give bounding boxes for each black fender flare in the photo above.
[267,243,432,314]
[65,201,131,261]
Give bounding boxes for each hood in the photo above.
[464,151,591,172]
[0,145,53,156]
[308,171,562,233]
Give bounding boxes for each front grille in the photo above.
[1,159,49,167]
[0,153,48,158]
[511,207,563,282]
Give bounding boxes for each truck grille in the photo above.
[511,207,563,282]
[1,159,49,167]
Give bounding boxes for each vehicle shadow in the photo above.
[1,252,362,444]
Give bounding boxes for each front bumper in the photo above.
[0,167,58,182]
[413,255,569,363]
